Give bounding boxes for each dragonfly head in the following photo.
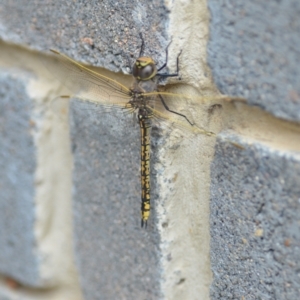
[132,57,157,81]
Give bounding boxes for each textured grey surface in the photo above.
[0,1,171,297]
[0,0,169,72]
[208,0,300,122]
[210,137,300,299]
[0,73,39,287]
[1,1,299,299]
[0,289,13,300]
[70,100,161,300]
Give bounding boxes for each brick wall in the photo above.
[0,1,299,300]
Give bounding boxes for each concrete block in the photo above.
[210,136,300,299]
[0,0,169,71]
[0,72,39,287]
[70,101,162,299]
[208,0,300,122]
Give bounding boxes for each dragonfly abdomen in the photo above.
[139,109,152,228]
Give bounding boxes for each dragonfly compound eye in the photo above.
[132,57,157,81]
[140,64,155,80]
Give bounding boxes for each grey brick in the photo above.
[0,0,169,72]
[208,0,300,122]
[0,72,39,287]
[70,100,161,300]
[210,136,300,300]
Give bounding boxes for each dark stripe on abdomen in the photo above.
[139,117,151,228]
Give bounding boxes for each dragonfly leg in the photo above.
[159,94,194,126]
[157,38,173,72]
[158,95,215,136]
[157,48,182,78]
[139,33,146,57]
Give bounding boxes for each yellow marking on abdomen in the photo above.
[139,116,152,228]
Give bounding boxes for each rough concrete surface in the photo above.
[208,0,300,122]
[210,136,300,299]
[0,0,299,300]
[0,0,169,72]
[70,100,162,300]
[0,72,39,287]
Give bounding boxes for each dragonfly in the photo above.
[49,37,228,228]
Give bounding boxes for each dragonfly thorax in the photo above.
[132,56,157,81]
[138,107,153,129]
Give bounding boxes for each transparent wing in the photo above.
[46,50,245,137]
[48,50,131,107]
[144,91,246,136]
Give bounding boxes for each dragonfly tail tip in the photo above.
[141,219,148,229]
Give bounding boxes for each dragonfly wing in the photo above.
[145,92,233,136]
[48,50,131,108]
[149,105,215,138]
